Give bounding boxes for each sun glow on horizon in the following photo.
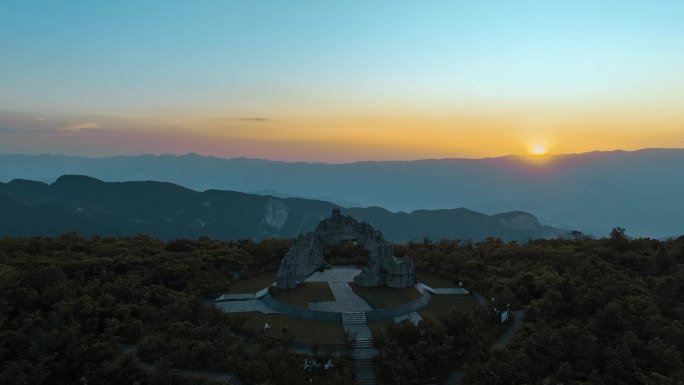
[531,145,547,155]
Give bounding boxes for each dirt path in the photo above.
[493,310,526,347]
[119,344,245,385]
[443,308,527,385]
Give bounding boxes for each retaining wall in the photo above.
[364,291,431,321]
[261,290,432,322]
[261,294,343,322]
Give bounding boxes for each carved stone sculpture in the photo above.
[275,209,415,289]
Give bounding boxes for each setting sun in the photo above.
[531,145,547,155]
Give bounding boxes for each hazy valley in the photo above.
[0,175,563,242]
[2,148,682,238]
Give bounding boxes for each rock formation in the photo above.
[275,209,415,289]
[263,198,289,230]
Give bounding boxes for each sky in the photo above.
[1,0,683,162]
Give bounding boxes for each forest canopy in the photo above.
[0,231,683,384]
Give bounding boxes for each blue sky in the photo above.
[1,1,683,161]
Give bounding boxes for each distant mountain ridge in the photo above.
[0,175,564,242]
[1,148,682,237]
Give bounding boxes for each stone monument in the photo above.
[275,209,415,289]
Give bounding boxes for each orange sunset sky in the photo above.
[1,1,683,162]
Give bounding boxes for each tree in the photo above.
[609,227,629,252]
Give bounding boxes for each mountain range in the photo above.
[1,148,683,237]
[0,175,563,242]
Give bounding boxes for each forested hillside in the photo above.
[4,149,683,237]
[0,175,563,241]
[0,235,354,385]
[1,231,683,384]
[397,230,684,384]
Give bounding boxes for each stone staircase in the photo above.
[355,357,376,385]
[354,337,374,349]
[342,311,376,385]
[226,373,246,385]
[254,287,269,299]
[342,311,367,325]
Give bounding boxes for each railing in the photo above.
[254,287,269,299]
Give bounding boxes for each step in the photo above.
[355,358,375,385]
[343,312,366,318]
[355,358,376,385]
[354,338,374,348]
[227,374,245,385]
[342,312,367,324]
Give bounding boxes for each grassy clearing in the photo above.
[227,272,276,294]
[350,284,422,309]
[228,312,347,345]
[270,282,335,308]
[418,294,477,324]
[415,270,459,288]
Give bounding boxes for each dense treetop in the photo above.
[1,231,683,384]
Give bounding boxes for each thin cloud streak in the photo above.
[63,122,102,131]
[236,117,269,122]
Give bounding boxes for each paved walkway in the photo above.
[416,283,469,295]
[393,311,423,325]
[493,310,526,347]
[329,282,373,312]
[472,292,487,306]
[215,300,279,314]
[215,293,255,301]
[305,268,362,283]
[430,287,469,294]
[304,268,374,312]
